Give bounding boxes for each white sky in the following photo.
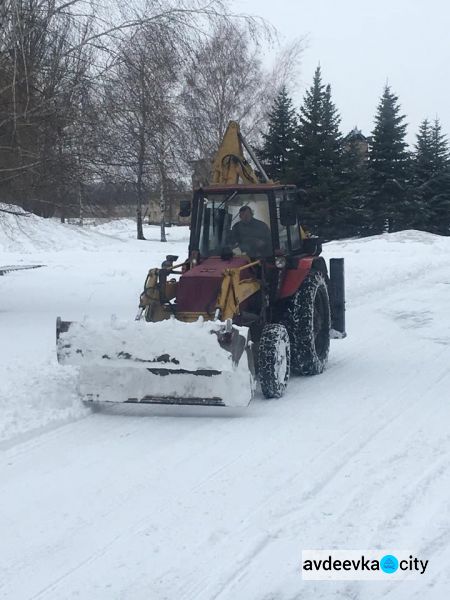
[235,0,450,146]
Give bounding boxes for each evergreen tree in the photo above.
[414,119,434,185]
[259,87,297,181]
[322,84,343,166]
[369,85,409,233]
[413,118,450,234]
[430,118,450,172]
[294,66,328,190]
[291,66,344,240]
[414,118,449,182]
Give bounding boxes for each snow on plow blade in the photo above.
[56,317,255,407]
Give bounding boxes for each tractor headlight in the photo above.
[190,250,199,268]
[275,256,286,269]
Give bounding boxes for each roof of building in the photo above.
[345,127,368,142]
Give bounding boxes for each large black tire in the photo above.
[258,323,291,399]
[282,271,330,375]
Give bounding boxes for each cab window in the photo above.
[275,192,301,253]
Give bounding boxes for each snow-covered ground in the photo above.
[1,210,449,599]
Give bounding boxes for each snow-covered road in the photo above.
[1,215,449,599]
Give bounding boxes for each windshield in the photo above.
[198,192,273,258]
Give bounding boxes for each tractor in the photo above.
[57,121,345,407]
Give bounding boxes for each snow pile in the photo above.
[0,204,124,253]
[0,360,87,446]
[323,229,450,301]
[0,203,189,254]
[59,317,242,371]
[58,317,253,406]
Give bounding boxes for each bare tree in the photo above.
[0,0,99,216]
[99,3,263,240]
[0,0,271,230]
[150,111,187,242]
[99,19,183,240]
[265,38,305,97]
[0,1,219,214]
[180,23,303,167]
[180,21,265,162]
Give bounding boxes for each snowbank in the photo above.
[322,229,450,302]
[0,203,189,253]
[0,204,121,253]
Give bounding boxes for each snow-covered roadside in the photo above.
[323,229,450,301]
[0,210,189,444]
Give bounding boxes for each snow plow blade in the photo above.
[56,317,255,407]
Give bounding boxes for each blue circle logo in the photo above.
[380,554,399,573]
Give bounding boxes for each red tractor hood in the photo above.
[176,256,252,314]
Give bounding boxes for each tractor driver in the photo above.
[230,205,272,257]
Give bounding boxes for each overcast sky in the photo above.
[235,0,450,146]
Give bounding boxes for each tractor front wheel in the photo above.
[258,323,291,399]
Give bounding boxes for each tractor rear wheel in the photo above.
[258,323,290,399]
[283,271,330,375]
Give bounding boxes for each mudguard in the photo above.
[279,256,328,299]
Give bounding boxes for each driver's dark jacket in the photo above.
[230,217,272,256]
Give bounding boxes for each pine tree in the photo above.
[430,118,450,172]
[414,118,450,234]
[415,118,449,181]
[294,66,326,190]
[291,66,344,240]
[322,84,343,166]
[259,87,297,182]
[414,119,434,185]
[369,85,409,233]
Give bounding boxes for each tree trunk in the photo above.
[136,182,146,240]
[159,160,167,242]
[160,179,167,242]
[136,134,146,240]
[137,206,145,240]
[78,181,84,226]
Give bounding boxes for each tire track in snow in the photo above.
[174,344,450,598]
[208,535,273,600]
[27,531,129,600]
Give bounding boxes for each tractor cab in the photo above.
[187,184,308,262]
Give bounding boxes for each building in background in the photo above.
[344,127,370,162]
